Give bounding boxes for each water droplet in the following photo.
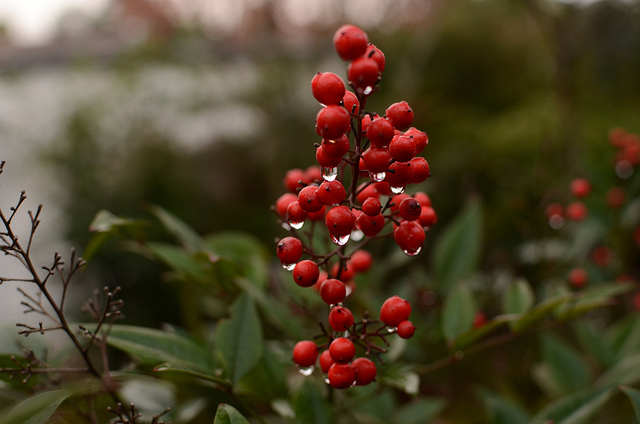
[387,326,397,333]
[298,365,315,376]
[282,262,295,271]
[616,160,634,179]
[324,376,330,384]
[322,167,338,181]
[363,86,373,95]
[330,233,350,246]
[345,284,353,297]
[390,185,405,194]
[281,222,291,231]
[351,229,364,241]
[289,220,304,229]
[369,171,386,182]
[329,302,343,309]
[548,215,564,230]
[402,246,422,256]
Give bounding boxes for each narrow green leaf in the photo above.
[620,386,640,422]
[557,282,635,321]
[395,398,446,423]
[213,403,250,424]
[502,278,534,315]
[597,353,640,388]
[146,242,207,282]
[105,324,216,373]
[154,363,231,387]
[432,199,482,292]
[0,390,71,424]
[216,293,264,384]
[294,380,333,424]
[478,389,529,424]
[84,210,148,260]
[510,293,573,333]
[530,387,614,424]
[573,321,616,369]
[205,232,269,288]
[441,281,476,346]
[452,314,519,351]
[539,334,590,394]
[147,204,203,251]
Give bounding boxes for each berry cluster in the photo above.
[274,25,432,388]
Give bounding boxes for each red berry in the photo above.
[380,295,412,327]
[396,320,416,339]
[293,340,318,368]
[606,186,625,209]
[399,198,422,221]
[355,183,379,204]
[275,193,298,219]
[389,135,416,162]
[352,357,377,386]
[473,311,487,329]
[329,306,354,331]
[385,161,413,189]
[316,145,343,168]
[591,245,612,267]
[329,337,355,364]
[307,205,327,221]
[568,267,588,288]
[298,185,324,213]
[361,114,374,133]
[283,168,307,193]
[566,201,588,221]
[366,117,395,147]
[411,157,431,183]
[545,202,564,218]
[319,278,347,304]
[277,237,303,267]
[413,191,432,208]
[321,134,350,158]
[347,57,380,91]
[325,205,356,237]
[342,90,360,115]
[570,178,591,198]
[394,221,425,255]
[287,201,308,226]
[350,250,373,272]
[305,165,322,184]
[362,146,391,174]
[331,260,356,282]
[404,127,428,154]
[418,206,438,227]
[317,180,346,206]
[390,193,410,213]
[311,72,346,105]
[362,196,382,216]
[316,105,351,140]
[333,25,368,61]
[365,43,385,72]
[293,260,320,288]
[327,363,355,389]
[319,350,335,374]
[356,213,385,237]
[386,101,414,130]
[375,181,392,196]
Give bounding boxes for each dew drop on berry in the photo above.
[322,167,338,182]
[329,302,344,309]
[324,376,330,384]
[402,246,422,257]
[289,220,304,230]
[331,233,350,246]
[351,229,364,242]
[297,365,315,376]
[369,171,386,182]
[282,262,296,271]
[364,86,373,95]
[387,326,397,333]
[390,186,405,195]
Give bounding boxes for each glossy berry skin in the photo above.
[329,306,354,331]
[386,101,414,130]
[404,127,428,153]
[365,43,385,72]
[316,105,351,140]
[413,191,432,208]
[352,357,377,386]
[319,278,347,304]
[328,363,356,389]
[418,206,438,227]
[411,157,430,183]
[321,134,350,158]
[316,145,343,168]
[342,90,360,115]
[298,185,324,213]
[385,161,413,189]
[362,146,391,174]
[394,220,425,254]
[568,267,588,288]
[350,250,373,272]
[390,193,410,213]
[333,25,368,61]
[356,213,385,237]
[311,72,346,105]
[347,57,380,91]
[355,183,379,204]
[380,295,412,327]
[275,193,298,219]
[570,178,591,199]
[319,350,335,374]
[565,201,588,221]
[362,196,382,216]
[292,340,318,368]
[325,205,356,236]
[317,180,346,205]
[331,260,355,282]
[397,320,416,339]
[399,197,421,221]
[287,201,308,225]
[283,168,307,193]
[329,337,356,364]
[366,117,395,147]
[293,260,320,288]
[389,135,416,162]
[277,237,303,266]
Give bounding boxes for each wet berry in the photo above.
[352,357,377,386]
[319,350,335,374]
[327,363,356,389]
[394,220,425,255]
[389,135,416,162]
[311,72,346,105]
[298,185,324,213]
[380,295,412,327]
[365,43,385,72]
[362,146,391,174]
[329,337,355,364]
[328,306,354,331]
[411,157,431,183]
[293,260,320,288]
[321,134,350,158]
[317,180,346,206]
[319,278,347,304]
[362,196,382,216]
[396,320,416,339]
[350,250,373,272]
[293,341,318,368]
[399,197,421,221]
[356,213,385,237]
[277,237,303,267]
[347,57,380,91]
[333,25,368,61]
[325,205,356,237]
[316,105,351,140]
[366,117,395,147]
[386,101,414,130]
[283,168,307,193]
[275,193,298,219]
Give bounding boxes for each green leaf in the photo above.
[432,199,482,292]
[147,204,203,251]
[538,334,590,394]
[213,403,250,424]
[205,232,269,288]
[556,282,635,321]
[530,387,614,424]
[510,292,573,333]
[0,390,71,424]
[597,353,640,388]
[294,380,333,424]
[502,278,534,315]
[216,293,264,384]
[395,398,446,423]
[620,386,640,422]
[441,281,476,346]
[478,389,529,424]
[145,242,207,282]
[452,314,519,351]
[84,210,148,260]
[573,320,616,369]
[105,324,217,375]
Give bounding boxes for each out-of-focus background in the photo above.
[1,0,639,326]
